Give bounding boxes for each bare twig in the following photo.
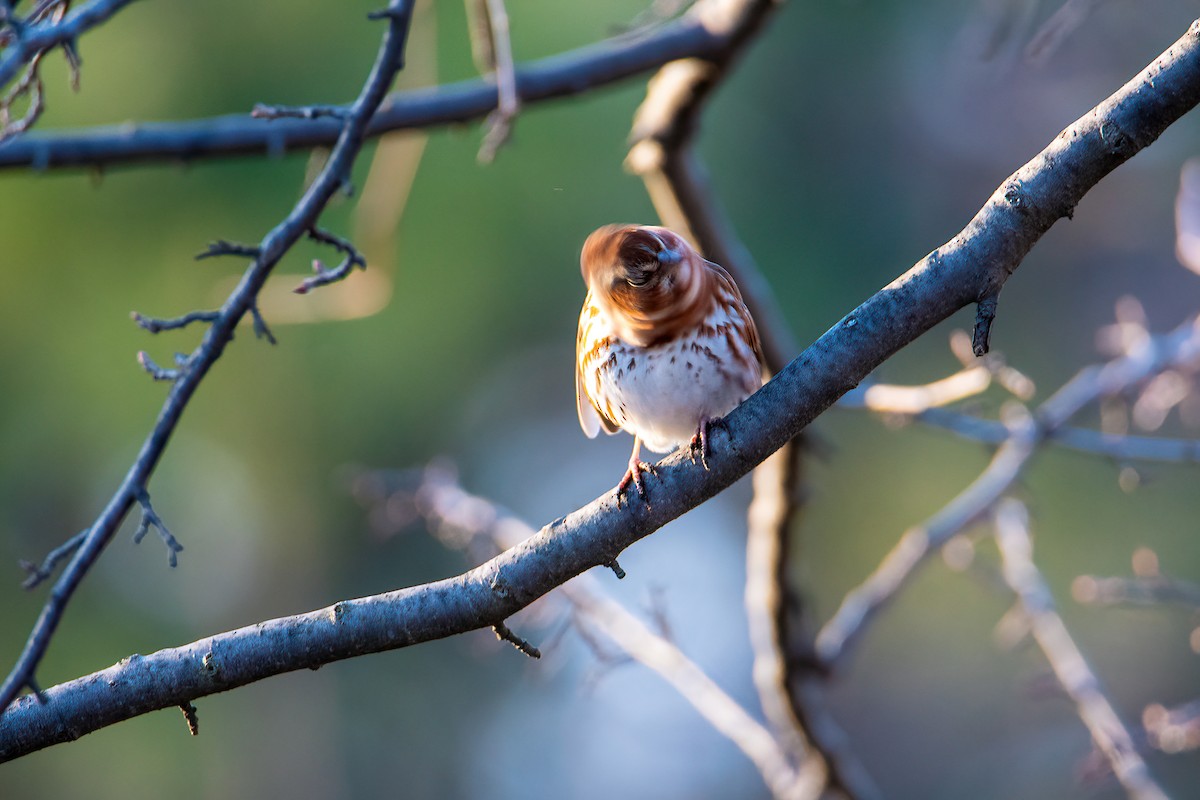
[893,405,1200,465]
[251,103,350,121]
[994,499,1167,800]
[0,7,737,171]
[135,351,181,382]
[248,303,276,345]
[474,0,519,163]
[0,0,417,716]
[131,490,183,568]
[0,53,44,140]
[130,309,220,334]
[817,316,1200,667]
[843,366,995,415]
[0,0,123,141]
[294,226,367,294]
[492,621,540,659]
[746,444,878,800]
[18,530,85,590]
[1073,573,1200,610]
[398,467,815,800]
[178,701,199,736]
[194,240,261,261]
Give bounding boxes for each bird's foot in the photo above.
[617,459,656,507]
[688,417,720,470]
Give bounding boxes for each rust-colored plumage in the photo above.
[575,224,764,498]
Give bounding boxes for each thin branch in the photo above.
[135,350,181,382]
[18,530,85,590]
[4,13,1200,760]
[0,7,734,171]
[194,240,261,261]
[178,701,199,736]
[131,490,183,568]
[993,499,1167,800]
[366,467,817,800]
[294,226,367,294]
[251,103,350,122]
[248,303,276,345]
[475,0,519,163]
[1073,573,1200,610]
[841,366,995,415]
[816,316,1200,667]
[130,309,220,334]
[0,0,417,716]
[747,443,878,800]
[491,621,540,659]
[0,0,139,91]
[876,402,1200,465]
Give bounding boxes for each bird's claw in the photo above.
[689,417,717,470]
[617,460,656,507]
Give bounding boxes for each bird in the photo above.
[575,224,764,501]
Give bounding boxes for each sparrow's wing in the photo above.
[707,259,766,369]
[576,292,620,438]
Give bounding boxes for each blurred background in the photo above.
[2,0,1199,797]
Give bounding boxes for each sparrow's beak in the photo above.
[656,248,681,265]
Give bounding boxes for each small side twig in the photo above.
[993,499,1167,800]
[492,621,541,659]
[194,240,261,261]
[131,490,183,568]
[1073,573,1200,610]
[178,702,199,736]
[817,316,1200,667]
[474,0,520,163]
[136,351,180,382]
[294,226,367,294]
[248,303,276,345]
[19,530,87,590]
[251,103,350,121]
[0,0,417,721]
[898,405,1200,465]
[0,0,70,142]
[973,293,1000,356]
[368,466,811,799]
[131,309,220,334]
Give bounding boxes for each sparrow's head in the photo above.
[580,224,706,346]
[583,224,688,298]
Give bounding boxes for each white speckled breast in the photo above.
[586,300,761,453]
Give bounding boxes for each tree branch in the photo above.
[816,316,1200,667]
[0,0,417,716]
[5,11,1200,764]
[0,0,138,90]
[994,499,1167,800]
[395,467,815,800]
[0,6,744,171]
